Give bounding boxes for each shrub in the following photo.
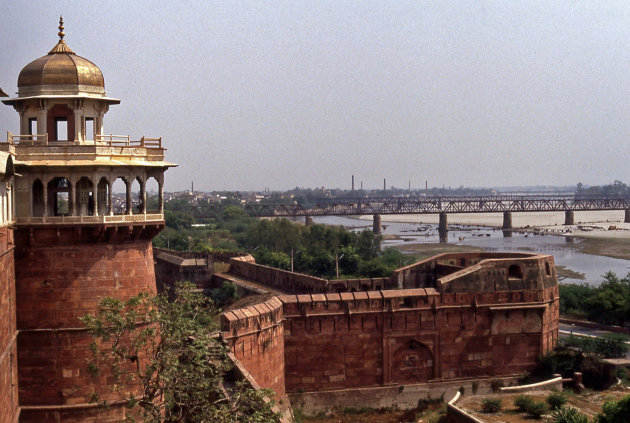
[552,407,590,423]
[514,395,535,412]
[547,391,568,410]
[525,400,548,419]
[595,395,630,423]
[481,397,502,413]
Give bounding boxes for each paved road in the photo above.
[559,322,630,359]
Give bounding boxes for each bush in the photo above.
[595,395,630,423]
[481,397,502,413]
[552,407,590,423]
[525,400,548,419]
[514,395,535,412]
[547,391,568,410]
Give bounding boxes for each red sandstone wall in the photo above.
[222,252,559,398]
[281,285,558,393]
[0,226,18,423]
[221,297,285,399]
[228,256,395,293]
[15,228,158,423]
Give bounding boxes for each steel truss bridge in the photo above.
[175,194,630,218]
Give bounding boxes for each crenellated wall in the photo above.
[221,297,286,399]
[221,253,559,407]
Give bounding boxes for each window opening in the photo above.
[55,118,68,141]
[28,118,37,136]
[85,117,94,141]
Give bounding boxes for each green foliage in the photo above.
[514,395,535,412]
[209,281,239,307]
[481,397,502,413]
[552,407,590,423]
[594,395,630,423]
[561,334,629,359]
[533,346,617,390]
[80,283,279,423]
[559,273,630,327]
[547,391,568,410]
[525,399,548,419]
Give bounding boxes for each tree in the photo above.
[80,283,279,423]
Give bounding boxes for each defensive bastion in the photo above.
[220,252,559,411]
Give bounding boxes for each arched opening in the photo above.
[97,177,109,216]
[76,177,94,216]
[391,339,434,383]
[508,265,523,279]
[146,176,160,213]
[131,177,143,214]
[111,177,127,215]
[32,179,44,217]
[47,177,71,216]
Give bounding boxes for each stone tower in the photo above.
[1,18,173,422]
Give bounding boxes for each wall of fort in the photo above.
[153,248,245,292]
[221,297,286,399]
[221,253,559,409]
[227,255,394,293]
[0,226,18,423]
[15,227,158,423]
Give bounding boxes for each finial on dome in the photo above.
[48,15,75,55]
[58,16,65,41]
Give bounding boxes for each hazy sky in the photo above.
[1,1,629,192]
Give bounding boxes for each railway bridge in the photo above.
[177,194,630,234]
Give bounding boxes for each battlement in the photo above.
[221,296,284,339]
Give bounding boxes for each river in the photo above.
[312,215,630,285]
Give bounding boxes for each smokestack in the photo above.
[408,180,411,191]
[352,175,355,191]
[191,181,194,194]
[361,181,363,190]
[384,178,386,191]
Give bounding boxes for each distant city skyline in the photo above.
[2,1,630,192]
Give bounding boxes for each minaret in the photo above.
[2,18,175,422]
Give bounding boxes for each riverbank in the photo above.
[370,211,630,262]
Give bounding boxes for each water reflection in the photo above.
[311,215,630,285]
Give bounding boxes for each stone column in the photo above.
[108,180,114,215]
[564,210,574,225]
[125,179,132,215]
[73,109,82,143]
[37,101,48,141]
[93,181,99,217]
[373,214,382,234]
[69,179,76,216]
[305,215,313,226]
[502,211,513,230]
[140,180,147,214]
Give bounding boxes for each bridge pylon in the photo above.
[502,212,513,231]
[625,210,630,223]
[564,210,575,225]
[373,214,382,234]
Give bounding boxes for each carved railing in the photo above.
[5,132,162,149]
[15,213,164,225]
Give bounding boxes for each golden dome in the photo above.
[17,17,105,95]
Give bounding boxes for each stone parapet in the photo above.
[221,297,285,399]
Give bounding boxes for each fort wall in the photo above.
[227,255,394,293]
[221,297,286,399]
[15,228,158,423]
[221,253,559,409]
[0,226,18,423]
